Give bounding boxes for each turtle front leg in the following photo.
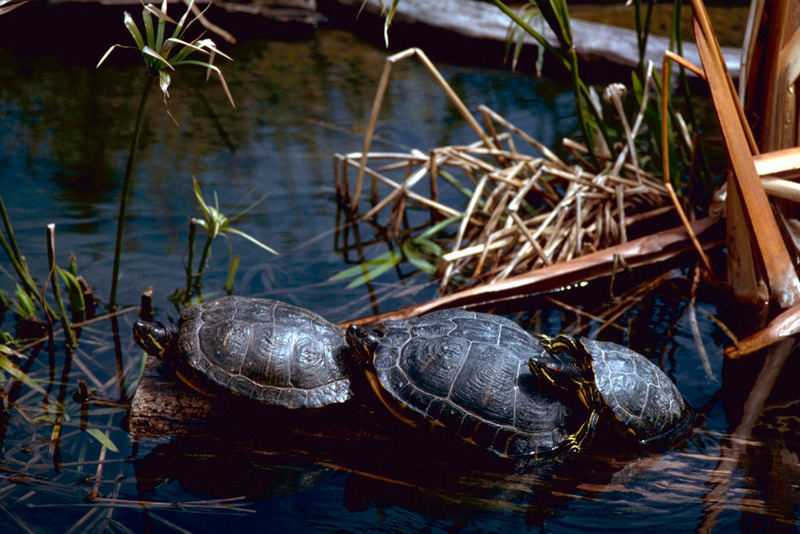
[564,410,600,454]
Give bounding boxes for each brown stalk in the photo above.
[753,146,800,179]
[660,52,714,275]
[344,160,460,220]
[343,217,720,326]
[724,302,800,358]
[691,7,800,308]
[479,105,565,165]
[351,48,493,214]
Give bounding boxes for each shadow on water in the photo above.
[0,6,799,532]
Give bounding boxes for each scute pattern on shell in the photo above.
[177,296,351,409]
[373,309,571,457]
[581,338,687,441]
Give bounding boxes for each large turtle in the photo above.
[528,333,694,452]
[345,309,573,458]
[133,296,352,409]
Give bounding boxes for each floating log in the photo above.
[128,354,689,523]
[128,355,374,441]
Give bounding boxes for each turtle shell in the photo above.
[581,338,692,443]
[176,296,352,409]
[367,309,572,458]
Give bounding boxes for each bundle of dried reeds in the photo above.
[335,60,672,294]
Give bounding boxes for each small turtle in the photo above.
[133,296,352,409]
[528,333,694,452]
[346,309,573,458]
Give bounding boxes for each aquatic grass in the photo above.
[96,0,235,113]
[503,3,545,73]
[57,266,86,324]
[0,344,46,396]
[97,0,235,309]
[12,284,36,320]
[46,225,77,348]
[175,178,278,302]
[332,215,460,288]
[0,192,56,319]
[491,0,609,169]
[192,177,278,262]
[632,0,656,75]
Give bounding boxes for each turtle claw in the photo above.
[564,435,582,454]
[561,410,600,455]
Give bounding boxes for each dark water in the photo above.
[1,12,799,534]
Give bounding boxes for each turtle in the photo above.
[527,333,695,452]
[345,309,574,458]
[133,296,353,409]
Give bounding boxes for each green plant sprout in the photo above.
[97,0,235,115]
[176,178,278,302]
[97,0,235,309]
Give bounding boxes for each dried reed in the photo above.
[337,50,673,294]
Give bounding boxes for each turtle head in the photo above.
[346,324,381,366]
[133,320,178,359]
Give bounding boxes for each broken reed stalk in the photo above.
[351,48,494,215]
[660,50,714,274]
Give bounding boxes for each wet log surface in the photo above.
[323,0,741,76]
[128,355,374,441]
[49,0,325,24]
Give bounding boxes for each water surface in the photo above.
[0,17,798,534]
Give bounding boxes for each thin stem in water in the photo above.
[46,224,77,348]
[109,74,154,309]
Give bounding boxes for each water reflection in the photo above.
[0,27,576,312]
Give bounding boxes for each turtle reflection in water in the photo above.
[346,309,573,458]
[529,333,695,452]
[133,296,352,409]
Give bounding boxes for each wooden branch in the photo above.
[129,356,382,442]
[343,217,721,326]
